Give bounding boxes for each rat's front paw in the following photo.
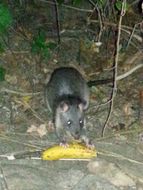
[81,135,95,149]
[59,140,69,148]
[86,141,95,150]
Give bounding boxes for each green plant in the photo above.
[0,42,5,53]
[115,0,129,12]
[95,0,106,8]
[72,0,83,6]
[0,67,6,81]
[0,4,13,34]
[31,30,57,60]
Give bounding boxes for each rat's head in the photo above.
[55,98,86,140]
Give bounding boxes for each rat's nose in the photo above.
[74,131,80,139]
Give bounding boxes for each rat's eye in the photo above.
[67,120,72,127]
[79,119,84,127]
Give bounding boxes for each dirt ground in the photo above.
[0,1,143,190]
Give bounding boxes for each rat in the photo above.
[45,67,92,147]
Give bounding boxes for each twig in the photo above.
[53,0,61,44]
[96,121,142,141]
[0,134,43,149]
[126,21,143,49]
[89,98,112,109]
[0,88,41,96]
[39,0,93,13]
[24,102,45,123]
[0,165,9,190]
[13,99,45,123]
[89,20,141,33]
[131,0,140,6]
[89,20,142,44]
[98,150,143,165]
[0,88,44,122]
[101,0,126,137]
[59,158,90,161]
[88,0,104,42]
[88,61,143,87]
[116,63,143,80]
[89,62,143,110]
[95,6,103,42]
[9,97,15,127]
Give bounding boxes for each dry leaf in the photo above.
[27,124,37,133]
[27,124,47,137]
[37,124,47,137]
[47,121,55,132]
[123,103,132,116]
[5,74,17,85]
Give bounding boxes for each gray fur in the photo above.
[45,67,90,143]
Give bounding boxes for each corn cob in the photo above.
[41,143,97,160]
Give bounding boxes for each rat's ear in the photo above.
[78,100,87,111]
[59,101,69,112]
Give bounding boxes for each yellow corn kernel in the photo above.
[41,143,97,160]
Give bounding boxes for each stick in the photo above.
[101,0,127,137]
